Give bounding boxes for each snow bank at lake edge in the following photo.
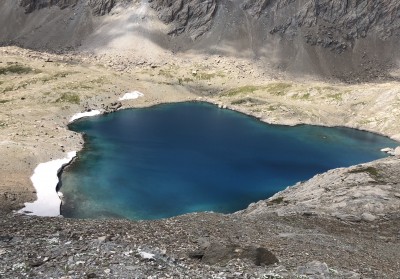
[69,110,101,123]
[18,151,76,217]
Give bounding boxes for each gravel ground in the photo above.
[1,210,399,278]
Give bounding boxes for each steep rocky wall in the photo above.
[148,0,217,39]
[19,0,116,16]
[242,0,400,53]
[0,0,93,50]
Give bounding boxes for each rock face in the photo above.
[148,0,217,39]
[242,0,400,53]
[19,0,79,13]
[19,0,115,15]
[89,0,115,16]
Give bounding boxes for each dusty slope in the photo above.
[1,0,399,80]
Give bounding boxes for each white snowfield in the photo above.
[18,151,77,217]
[118,91,144,101]
[69,110,101,123]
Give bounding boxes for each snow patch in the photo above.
[119,91,144,101]
[137,249,155,259]
[381,147,395,155]
[69,110,101,123]
[18,151,77,217]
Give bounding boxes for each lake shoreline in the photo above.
[1,46,400,278]
[18,99,399,219]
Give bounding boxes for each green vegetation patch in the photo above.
[266,82,292,96]
[267,197,288,206]
[2,85,14,93]
[55,92,80,104]
[193,71,225,80]
[348,166,380,180]
[0,99,10,104]
[158,69,175,78]
[224,85,266,96]
[291,92,311,100]
[178,77,194,84]
[0,64,35,75]
[231,97,267,105]
[327,92,343,101]
[38,71,75,83]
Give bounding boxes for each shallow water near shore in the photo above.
[60,102,398,220]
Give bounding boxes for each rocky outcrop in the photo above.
[241,156,400,221]
[148,0,217,39]
[89,0,115,16]
[19,0,116,16]
[19,0,80,13]
[242,0,400,53]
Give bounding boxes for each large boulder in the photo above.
[189,242,279,266]
[395,146,400,157]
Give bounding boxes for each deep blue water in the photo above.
[60,102,398,220]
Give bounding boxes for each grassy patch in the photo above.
[348,167,380,179]
[266,82,292,96]
[55,92,80,104]
[0,64,35,75]
[225,83,292,97]
[224,85,266,96]
[267,197,288,206]
[327,93,343,101]
[292,92,311,100]
[38,71,74,83]
[158,69,174,78]
[231,97,266,105]
[178,77,194,84]
[193,71,225,80]
[2,85,14,93]
[0,99,10,104]
[231,98,248,105]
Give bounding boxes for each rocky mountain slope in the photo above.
[0,0,399,80]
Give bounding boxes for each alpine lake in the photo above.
[60,102,399,220]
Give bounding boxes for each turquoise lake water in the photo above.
[60,102,398,220]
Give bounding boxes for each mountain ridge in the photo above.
[1,0,399,80]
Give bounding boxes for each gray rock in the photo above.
[333,213,361,222]
[148,0,217,39]
[89,0,115,16]
[19,0,79,13]
[199,242,279,266]
[296,261,329,277]
[361,212,377,222]
[19,0,115,16]
[296,261,361,278]
[394,146,400,157]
